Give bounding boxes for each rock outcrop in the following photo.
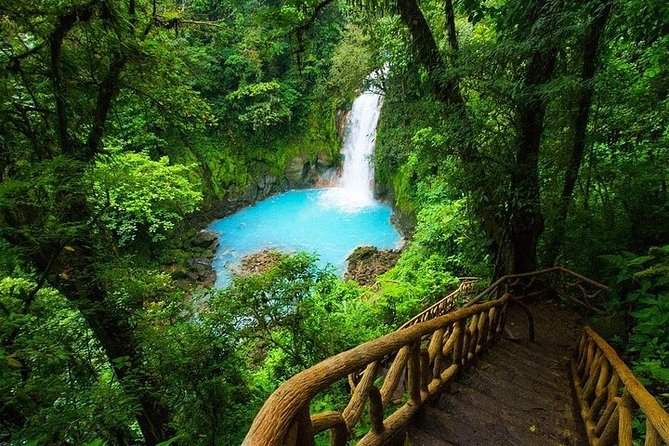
[230,249,285,278]
[345,245,401,285]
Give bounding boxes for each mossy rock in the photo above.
[347,246,378,264]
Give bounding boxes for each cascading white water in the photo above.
[321,88,384,211]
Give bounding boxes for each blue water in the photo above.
[210,189,403,287]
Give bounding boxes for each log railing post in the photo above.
[618,391,634,446]
[597,399,620,446]
[452,320,464,366]
[368,386,384,435]
[429,328,445,378]
[311,412,348,446]
[380,347,409,407]
[420,346,431,395]
[645,419,661,446]
[408,342,421,405]
[295,406,316,446]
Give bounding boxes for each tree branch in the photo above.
[48,0,100,155]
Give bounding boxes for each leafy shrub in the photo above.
[90,151,202,246]
[603,246,669,399]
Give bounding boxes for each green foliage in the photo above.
[381,196,485,304]
[90,151,203,246]
[214,254,368,383]
[226,81,299,130]
[603,246,669,399]
[327,25,376,108]
[0,275,139,445]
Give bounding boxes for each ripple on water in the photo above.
[210,189,403,287]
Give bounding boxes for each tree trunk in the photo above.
[506,0,560,274]
[396,0,462,105]
[445,0,459,53]
[544,0,611,266]
[3,3,173,438]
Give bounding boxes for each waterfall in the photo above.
[321,85,384,211]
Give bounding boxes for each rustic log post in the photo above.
[348,373,357,395]
[597,400,620,446]
[645,419,661,446]
[428,328,445,376]
[295,406,316,446]
[311,412,348,446]
[343,361,380,428]
[594,395,618,436]
[441,327,458,358]
[487,307,498,345]
[477,310,488,353]
[368,385,385,435]
[452,320,464,366]
[618,391,634,446]
[461,322,472,365]
[285,418,299,446]
[466,314,479,361]
[408,342,421,404]
[497,301,508,335]
[581,340,595,377]
[432,337,445,378]
[583,353,603,403]
[420,346,431,395]
[380,347,409,406]
[587,359,611,421]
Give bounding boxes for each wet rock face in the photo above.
[337,110,351,138]
[184,230,219,250]
[345,245,401,286]
[167,230,219,289]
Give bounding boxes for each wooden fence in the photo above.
[242,268,613,446]
[242,293,511,446]
[572,327,669,446]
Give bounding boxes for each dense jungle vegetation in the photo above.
[0,0,668,444]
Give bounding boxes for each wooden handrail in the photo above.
[464,266,609,310]
[399,278,478,329]
[243,267,613,446]
[405,267,609,330]
[572,326,669,446]
[242,294,511,445]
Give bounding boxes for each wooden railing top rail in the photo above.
[576,326,669,444]
[399,278,478,329]
[403,267,609,331]
[464,266,609,310]
[467,266,608,303]
[242,294,510,445]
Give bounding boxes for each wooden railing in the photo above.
[463,267,609,311]
[242,267,611,446]
[242,294,511,446]
[405,267,609,331]
[572,327,669,446]
[399,277,478,329]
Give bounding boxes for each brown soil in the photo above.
[407,299,588,446]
